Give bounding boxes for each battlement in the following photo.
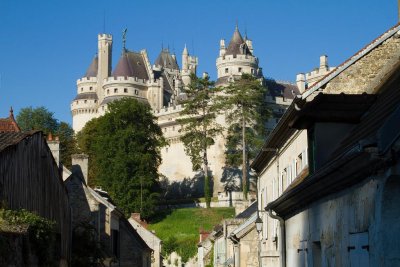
[154,104,183,116]
[216,54,258,65]
[77,77,97,84]
[98,33,112,40]
[71,98,98,110]
[104,76,147,85]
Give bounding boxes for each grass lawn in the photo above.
[148,207,235,262]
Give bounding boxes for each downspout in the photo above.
[267,209,286,267]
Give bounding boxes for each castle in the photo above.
[71,26,332,196]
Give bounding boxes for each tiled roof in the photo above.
[154,49,179,70]
[0,108,21,133]
[0,131,37,152]
[84,55,98,78]
[235,201,258,219]
[225,26,252,57]
[74,92,98,100]
[265,80,300,100]
[112,50,149,80]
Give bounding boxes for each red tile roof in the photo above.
[0,107,21,133]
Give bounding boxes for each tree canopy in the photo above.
[178,73,223,208]
[219,74,269,199]
[16,106,77,168]
[77,98,166,219]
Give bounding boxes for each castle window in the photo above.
[225,68,229,74]
[124,88,128,93]
[135,90,139,95]
[94,100,97,103]
[89,87,93,91]
[107,89,110,95]
[238,67,242,73]
[114,88,118,93]
[81,88,83,92]
[251,68,254,74]
[84,100,87,103]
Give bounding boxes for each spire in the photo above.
[183,44,188,55]
[122,28,127,51]
[9,107,14,119]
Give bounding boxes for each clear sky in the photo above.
[0,0,397,124]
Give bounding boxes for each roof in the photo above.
[0,131,37,152]
[235,201,258,219]
[84,55,98,78]
[0,108,21,133]
[112,50,149,80]
[154,49,179,70]
[225,26,252,57]
[74,92,98,100]
[265,79,300,100]
[230,213,257,239]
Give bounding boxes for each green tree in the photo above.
[77,98,166,219]
[178,74,223,208]
[220,74,269,199]
[16,106,77,168]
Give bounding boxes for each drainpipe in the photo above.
[267,209,286,267]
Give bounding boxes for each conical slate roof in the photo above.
[84,56,98,77]
[112,50,149,80]
[225,26,252,56]
[154,49,179,70]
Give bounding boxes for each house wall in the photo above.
[0,132,71,263]
[258,130,308,267]
[283,168,400,267]
[238,227,259,267]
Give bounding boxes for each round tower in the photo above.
[100,49,150,114]
[216,26,261,86]
[71,56,100,132]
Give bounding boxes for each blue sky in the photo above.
[0,0,397,124]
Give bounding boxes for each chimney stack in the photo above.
[296,73,307,94]
[319,55,328,71]
[47,133,60,166]
[71,154,89,184]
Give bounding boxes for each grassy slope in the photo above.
[148,207,235,261]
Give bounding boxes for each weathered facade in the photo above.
[252,22,400,267]
[0,131,71,265]
[65,154,152,267]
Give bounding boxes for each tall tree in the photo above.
[220,74,269,199]
[16,106,77,168]
[77,98,166,219]
[178,73,223,208]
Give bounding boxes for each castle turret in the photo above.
[71,56,99,132]
[181,45,198,87]
[216,25,260,86]
[97,34,113,104]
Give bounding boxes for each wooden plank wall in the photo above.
[0,132,71,262]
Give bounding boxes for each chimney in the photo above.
[296,73,306,94]
[319,55,328,71]
[219,39,226,57]
[47,133,60,166]
[131,213,141,222]
[245,39,253,54]
[71,154,89,184]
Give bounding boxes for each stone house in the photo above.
[129,213,163,267]
[64,154,152,267]
[251,22,400,267]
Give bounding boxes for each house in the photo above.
[252,22,400,267]
[0,107,20,132]
[129,213,163,267]
[65,154,152,267]
[0,130,71,266]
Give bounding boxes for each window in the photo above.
[89,86,93,91]
[312,242,322,267]
[94,100,97,103]
[124,88,127,93]
[114,88,118,93]
[135,90,139,95]
[225,68,229,73]
[84,100,87,104]
[81,88,83,92]
[348,232,369,267]
[107,89,109,95]
[238,67,242,73]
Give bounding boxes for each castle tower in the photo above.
[97,34,113,104]
[71,56,100,132]
[216,25,261,86]
[181,45,198,87]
